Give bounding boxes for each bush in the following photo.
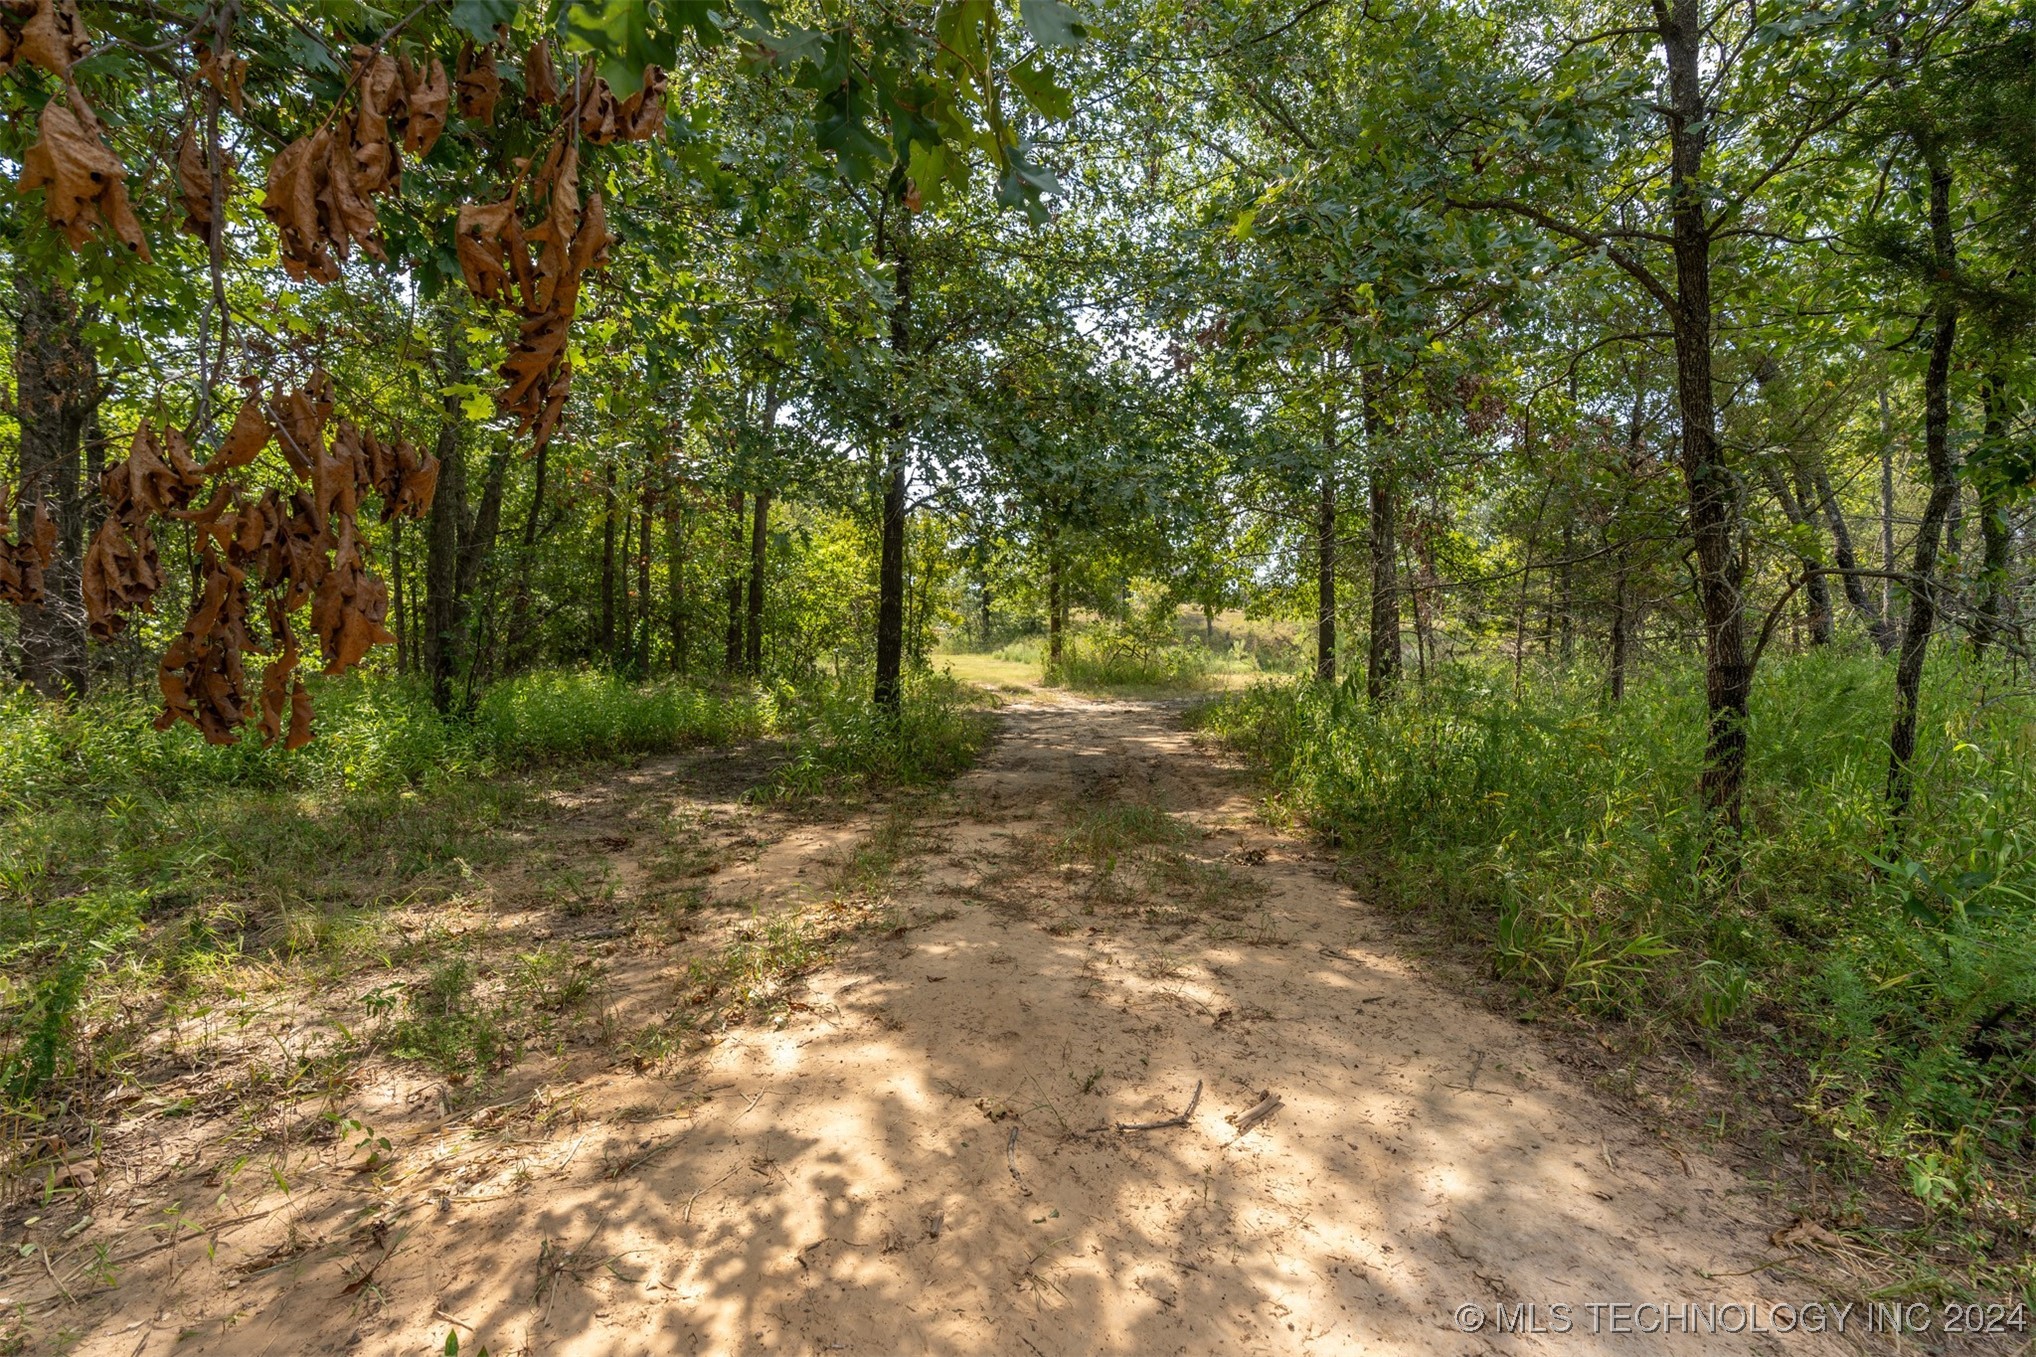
[770,670,993,800]
[475,669,781,764]
[1198,649,2036,1214]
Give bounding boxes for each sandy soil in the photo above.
[12,694,1869,1356]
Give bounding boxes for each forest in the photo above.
[1,0,2034,1350]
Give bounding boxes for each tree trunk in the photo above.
[1763,462,1833,647]
[1808,458,1895,651]
[1609,564,1631,703]
[391,519,408,674]
[1047,534,1064,669]
[616,492,635,670]
[746,489,769,677]
[873,203,914,712]
[423,324,509,711]
[669,494,690,678]
[1361,370,1399,702]
[1315,453,1336,682]
[637,485,654,673]
[1888,159,1960,829]
[598,462,617,661]
[13,277,96,698]
[506,436,549,672]
[724,488,745,674]
[424,353,468,710]
[1879,388,1897,619]
[1660,0,1750,830]
[1973,372,2013,656]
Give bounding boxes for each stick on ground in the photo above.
[1228,1091,1283,1138]
[1117,1080,1202,1133]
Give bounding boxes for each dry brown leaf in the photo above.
[0,492,57,607]
[262,130,340,283]
[18,95,150,259]
[209,396,273,473]
[455,196,525,305]
[310,524,393,675]
[195,41,248,113]
[616,66,666,141]
[456,40,500,125]
[523,39,560,109]
[174,118,230,245]
[12,0,87,78]
[103,425,205,518]
[350,47,402,194]
[154,545,255,743]
[319,132,384,262]
[401,53,449,156]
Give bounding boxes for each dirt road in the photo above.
[44,694,1855,1355]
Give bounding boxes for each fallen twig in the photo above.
[1117,1081,1202,1133]
[1005,1125,1031,1196]
[608,1129,689,1181]
[682,1164,739,1223]
[1227,1091,1283,1139]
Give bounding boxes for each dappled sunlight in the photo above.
[38,698,1848,1356]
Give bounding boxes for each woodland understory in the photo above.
[3,0,2036,1346]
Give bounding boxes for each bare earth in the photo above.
[23,692,1860,1356]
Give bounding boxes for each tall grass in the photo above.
[1199,648,2036,1222]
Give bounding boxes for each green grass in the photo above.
[1199,648,2036,1258]
[0,665,985,1103]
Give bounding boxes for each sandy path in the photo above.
[44,694,1859,1356]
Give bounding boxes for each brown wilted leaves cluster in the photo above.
[82,378,438,747]
[262,45,448,282]
[453,44,661,450]
[0,489,56,608]
[5,0,150,260]
[0,0,88,81]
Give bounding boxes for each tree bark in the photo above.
[1315,415,1337,683]
[425,358,468,710]
[1047,532,1064,669]
[1972,371,2013,656]
[1362,370,1399,702]
[1762,462,1833,647]
[12,277,96,698]
[669,493,690,677]
[1660,0,1750,829]
[1609,564,1632,703]
[1888,158,1960,830]
[637,485,654,673]
[724,487,745,674]
[616,493,636,669]
[1808,458,1895,651]
[746,490,769,677]
[598,462,618,661]
[424,324,509,711]
[873,203,914,712]
[506,436,548,671]
[1879,388,1898,618]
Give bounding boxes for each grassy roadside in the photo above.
[1194,650,2036,1302]
[0,668,991,1135]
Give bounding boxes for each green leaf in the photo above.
[450,0,519,44]
[1009,55,1072,121]
[1019,0,1082,48]
[564,0,682,95]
